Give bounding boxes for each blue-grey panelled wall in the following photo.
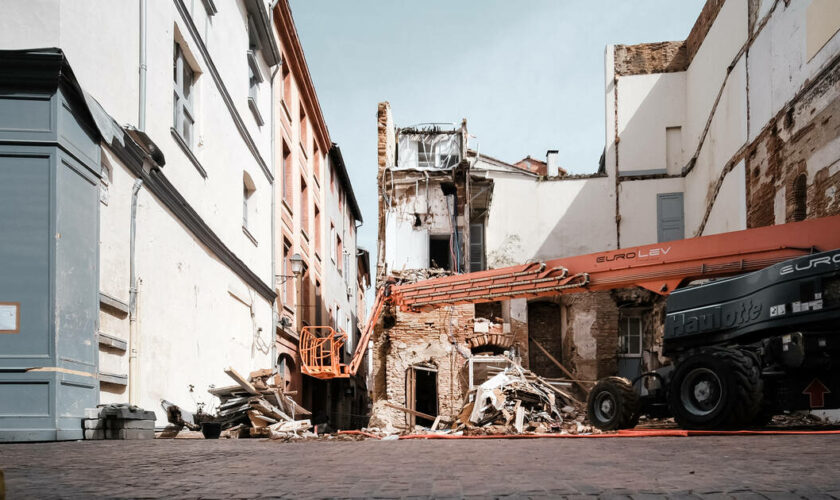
[0,75,101,441]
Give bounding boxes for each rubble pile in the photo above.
[390,267,453,284]
[210,367,313,439]
[452,365,594,435]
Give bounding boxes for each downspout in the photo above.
[269,0,281,368]
[129,0,147,406]
[128,178,143,405]
[138,0,147,131]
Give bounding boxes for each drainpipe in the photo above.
[138,0,147,131]
[269,0,281,369]
[129,179,143,405]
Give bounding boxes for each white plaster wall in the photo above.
[684,0,748,150]
[748,0,840,141]
[616,72,686,174]
[483,172,616,267]
[618,177,686,248]
[701,160,747,236]
[132,189,274,425]
[684,57,748,235]
[1,1,279,415]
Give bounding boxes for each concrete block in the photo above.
[84,408,100,419]
[106,419,154,430]
[83,419,104,430]
[99,405,156,421]
[84,429,106,440]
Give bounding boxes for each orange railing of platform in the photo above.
[299,326,349,379]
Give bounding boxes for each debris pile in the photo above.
[452,364,593,435]
[210,367,313,439]
[390,267,453,284]
[159,367,313,439]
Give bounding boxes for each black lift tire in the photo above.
[668,347,763,430]
[587,376,640,430]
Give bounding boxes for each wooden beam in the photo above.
[384,402,436,422]
[530,338,590,394]
[224,367,260,395]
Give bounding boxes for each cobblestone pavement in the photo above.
[2,435,840,499]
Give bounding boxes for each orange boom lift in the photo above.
[300,216,840,380]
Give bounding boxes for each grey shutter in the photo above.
[470,223,484,272]
[657,193,684,242]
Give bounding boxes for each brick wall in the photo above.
[527,301,563,378]
[370,304,474,428]
[747,57,840,228]
[560,291,619,381]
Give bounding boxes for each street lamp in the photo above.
[275,253,305,285]
[289,253,304,277]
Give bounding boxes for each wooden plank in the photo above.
[384,402,436,422]
[250,398,292,422]
[530,338,590,394]
[224,367,260,395]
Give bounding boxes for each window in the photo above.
[242,171,256,229]
[469,223,485,272]
[300,177,309,235]
[429,235,451,270]
[315,280,322,325]
[282,56,291,106]
[246,18,263,126]
[314,205,321,256]
[173,41,196,147]
[282,239,293,306]
[792,173,807,222]
[282,142,292,205]
[299,106,308,151]
[313,146,320,179]
[336,235,343,273]
[330,223,336,262]
[619,316,642,357]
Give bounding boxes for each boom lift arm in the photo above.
[300,216,840,380]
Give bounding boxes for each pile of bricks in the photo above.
[83,404,156,440]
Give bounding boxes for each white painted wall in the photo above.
[1,0,279,420]
[617,72,686,175]
[618,177,686,248]
[482,169,617,267]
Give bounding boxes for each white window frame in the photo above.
[618,315,643,358]
[173,42,196,148]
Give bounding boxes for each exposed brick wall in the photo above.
[371,304,474,428]
[685,0,725,63]
[527,301,563,378]
[560,292,619,382]
[614,41,688,76]
[747,57,840,228]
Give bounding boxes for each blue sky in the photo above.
[289,0,706,267]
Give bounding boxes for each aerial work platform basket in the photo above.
[299,326,350,379]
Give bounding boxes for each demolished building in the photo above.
[371,0,840,429]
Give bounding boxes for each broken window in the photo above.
[429,235,451,270]
[396,130,460,170]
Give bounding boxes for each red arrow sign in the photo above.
[802,378,831,408]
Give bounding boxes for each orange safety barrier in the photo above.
[299,326,350,379]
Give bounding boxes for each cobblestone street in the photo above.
[3,435,840,499]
